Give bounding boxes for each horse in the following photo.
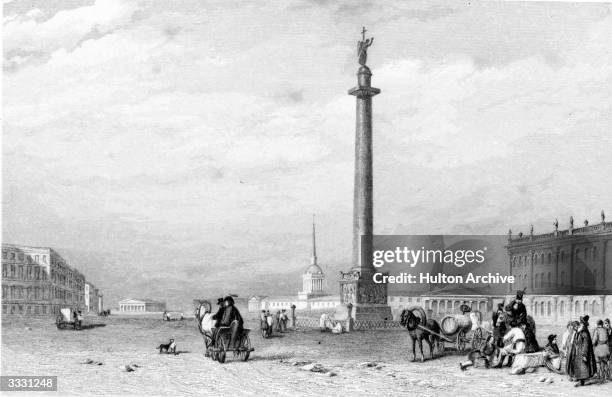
[400,307,441,362]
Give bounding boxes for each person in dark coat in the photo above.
[505,290,527,326]
[544,334,560,355]
[211,298,225,327]
[505,290,538,352]
[492,303,506,348]
[221,296,244,348]
[567,315,597,386]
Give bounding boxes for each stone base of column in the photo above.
[340,270,393,323]
[351,303,393,321]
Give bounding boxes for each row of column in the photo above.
[120,304,145,312]
[425,299,488,314]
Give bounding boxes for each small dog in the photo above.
[157,339,177,354]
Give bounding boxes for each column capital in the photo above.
[348,86,381,98]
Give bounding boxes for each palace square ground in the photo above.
[2,316,612,396]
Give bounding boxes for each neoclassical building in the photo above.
[249,217,340,312]
[507,211,611,295]
[1,243,103,315]
[387,212,612,324]
[505,211,612,323]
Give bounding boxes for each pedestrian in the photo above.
[592,319,610,375]
[604,318,612,352]
[567,315,597,387]
[492,303,506,348]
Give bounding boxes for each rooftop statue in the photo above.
[357,26,374,66]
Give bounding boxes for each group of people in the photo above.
[480,289,611,386]
[210,296,244,348]
[559,316,611,386]
[260,309,289,335]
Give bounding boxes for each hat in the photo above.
[547,334,557,343]
[224,296,235,305]
[516,290,524,300]
[216,298,224,305]
[580,315,589,325]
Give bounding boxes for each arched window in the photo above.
[583,301,588,314]
[584,268,591,286]
[534,255,538,265]
[575,300,580,314]
[523,274,528,288]
[540,302,545,316]
[541,253,545,265]
[547,301,551,316]
[593,246,598,259]
[592,301,599,315]
[541,273,545,288]
[547,253,552,264]
[547,272,552,287]
[560,301,565,316]
[535,274,539,289]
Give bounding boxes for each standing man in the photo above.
[604,318,612,353]
[505,290,538,352]
[567,315,597,387]
[592,319,610,378]
[505,290,527,326]
[492,303,506,348]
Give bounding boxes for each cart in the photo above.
[412,310,489,353]
[56,308,82,330]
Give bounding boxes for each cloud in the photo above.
[3,0,611,306]
[3,0,139,69]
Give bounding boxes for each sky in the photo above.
[3,0,612,310]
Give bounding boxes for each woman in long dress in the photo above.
[567,315,597,386]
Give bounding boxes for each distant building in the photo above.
[388,212,612,324]
[249,217,340,312]
[84,282,103,314]
[1,243,101,316]
[118,298,166,313]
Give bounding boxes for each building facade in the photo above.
[84,282,103,313]
[1,243,102,316]
[249,218,340,313]
[507,213,611,295]
[388,213,612,324]
[118,298,166,313]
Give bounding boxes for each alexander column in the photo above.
[340,28,392,323]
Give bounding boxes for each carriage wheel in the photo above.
[456,330,467,352]
[242,335,251,362]
[471,328,483,350]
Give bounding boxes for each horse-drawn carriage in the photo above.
[400,307,489,360]
[56,307,82,330]
[194,299,254,363]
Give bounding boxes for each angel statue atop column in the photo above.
[357,27,374,66]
